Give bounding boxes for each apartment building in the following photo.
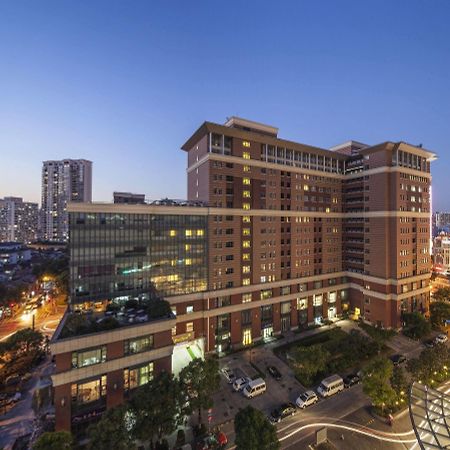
[0,197,39,243]
[41,159,92,242]
[51,117,435,432]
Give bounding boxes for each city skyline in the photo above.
[1,1,450,209]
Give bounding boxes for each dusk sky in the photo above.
[1,1,449,209]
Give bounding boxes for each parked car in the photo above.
[267,365,282,380]
[222,368,236,384]
[242,378,266,398]
[435,334,448,345]
[232,377,251,392]
[295,390,318,409]
[343,373,360,388]
[390,354,407,366]
[317,374,344,398]
[269,402,296,423]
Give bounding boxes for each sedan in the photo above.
[435,334,448,345]
[295,390,318,409]
[343,373,360,388]
[390,354,407,366]
[233,377,251,392]
[222,368,236,384]
[270,403,296,423]
[268,366,282,380]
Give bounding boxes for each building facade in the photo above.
[41,159,92,242]
[0,197,39,243]
[113,191,146,204]
[51,117,435,432]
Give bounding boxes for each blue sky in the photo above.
[1,1,449,209]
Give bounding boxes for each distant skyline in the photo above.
[1,1,450,210]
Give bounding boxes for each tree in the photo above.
[288,344,329,386]
[407,344,450,385]
[402,312,431,340]
[88,405,134,450]
[362,357,397,414]
[33,431,73,450]
[433,288,450,303]
[179,356,220,425]
[7,328,44,354]
[430,301,450,330]
[234,406,279,450]
[130,371,182,448]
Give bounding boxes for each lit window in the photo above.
[185,258,192,265]
[243,152,250,159]
[186,305,194,314]
[243,190,251,198]
[243,216,251,223]
[243,240,251,248]
[303,185,309,191]
[242,293,252,303]
[196,229,204,236]
[243,141,251,148]
[169,230,177,237]
[186,322,194,333]
[243,253,250,260]
[243,177,251,185]
[243,266,251,273]
[185,244,191,251]
[325,207,330,213]
[243,203,251,210]
[243,228,251,236]
[185,230,193,237]
[243,165,250,172]
[243,278,250,285]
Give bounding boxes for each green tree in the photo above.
[7,328,44,354]
[433,288,450,303]
[130,371,182,448]
[402,312,431,339]
[288,344,329,386]
[88,405,134,450]
[234,405,279,450]
[33,431,73,450]
[362,357,397,414]
[407,344,450,385]
[430,301,450,330]
[179,356,220,425]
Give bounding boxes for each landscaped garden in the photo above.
[275,327,388,387]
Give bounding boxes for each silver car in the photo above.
[296,390,318,409]
[233,377,251,392]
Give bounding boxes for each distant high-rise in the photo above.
[0,197,39,243]
[41,159,92,242]
[113,191,146,204]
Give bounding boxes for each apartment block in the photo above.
[51,117,435,433]
[41,159,92,242]
[0,197,39,243]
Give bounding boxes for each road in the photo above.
[0,296,65,342]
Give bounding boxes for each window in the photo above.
[281,286,291,295]
[124,362,154,391]
[186,305,194,314]
[281,301,291,315]
[71,375,107,405]
[185,229,193,237]
[243,203,251,210]
[169,230,177,237]
[72,346,106,369]
[243,141,251,147]
[243,216,251,223]
[260,289,272,300]
[241,309,252,325]
[243,177,251,185]
[124,335,154,355]
[243,253,250,260]
[297,298,308,310]
[242,293,252,303]
[242,265,251,273]
[243,228,251,236]
[313,294,323,306]
[243,165,250,172]
[243,240,251,248]
[243,152,251,159]
[243,278,250,285]
[196,229,204,236]
[243,190,251,198]
[186,322,194,332]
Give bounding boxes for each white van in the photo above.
[242,378,266,398]
[317,374,344,398]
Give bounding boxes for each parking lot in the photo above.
[211,340,310,426]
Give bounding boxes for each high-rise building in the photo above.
[41,159,92,242]
[0,197,39,243]
[50,117,436,433]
